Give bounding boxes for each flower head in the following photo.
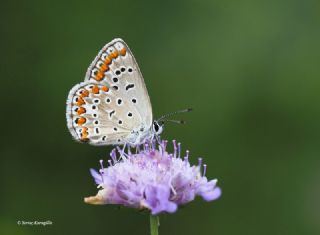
[85,140,221,215]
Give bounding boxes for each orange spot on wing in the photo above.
[101,86,109,92]
[92,85,99,94]
[76,97,85,106]
[77,117,86,125]
[105,56,112,65]
[77,107,86,115]
[120,48,126,56]
[110,51,118,59]
[100,63,108,72]
[80,89,89,97]
[81,127,89,141]
[95,71,104,81]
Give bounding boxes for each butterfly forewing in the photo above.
[84,39,153,128]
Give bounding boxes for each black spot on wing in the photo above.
[126,84,135,91]
[109,110,115,118]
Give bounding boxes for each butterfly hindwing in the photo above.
[66,81,143,145]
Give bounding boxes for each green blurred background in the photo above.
[1,0,320,234]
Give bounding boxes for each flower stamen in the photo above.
[99,159,104,170]
[178,142,181,158]
[203,164,207,176]
[173,140,177,158]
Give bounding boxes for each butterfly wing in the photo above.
[66,38,153,146]
[84,38,152,128]
[66,82,146,145]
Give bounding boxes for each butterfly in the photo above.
[66,38,190,146]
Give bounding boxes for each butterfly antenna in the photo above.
[161,119,186,124]
[157,108,192,121]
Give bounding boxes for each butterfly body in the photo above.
[66,38,163,146]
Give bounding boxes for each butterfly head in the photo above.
[152,108,193,137]
[152,120,164,136]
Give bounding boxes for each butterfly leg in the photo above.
[116,143,127,161]
[149,136,157,150]
[155,134,162,146]
[135,144,141,154]
[120,143,127,160]
[151,137,156,150]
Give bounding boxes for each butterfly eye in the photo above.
[154,123,159,132]
[120,67,126,73]
[153,121,163,134]
[112,77,118,83]
[128,67,133,73]
[115,70,121,75]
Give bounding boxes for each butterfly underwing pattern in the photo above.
[66,38,163,146]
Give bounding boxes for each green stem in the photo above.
[149,214,159,235]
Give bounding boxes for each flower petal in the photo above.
[200,187,222,201]
[144,185,177,215]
